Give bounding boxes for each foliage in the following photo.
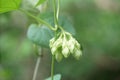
[0,0,21,13]
[0,0,120,80]
[27,14,75,48]
[35,0,47,7]
[45,74,61,80]
[0,0,79,80]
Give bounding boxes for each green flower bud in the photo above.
[62,47,69,58]
[49,38,55,47]
[75,40,81,49]
[51,47,57,55]
[67,39,75,53]
[74,49,82,60]
[55,52,63,62]
[49,30,82,61]
[62,40,66,48]
[54,38,62,47]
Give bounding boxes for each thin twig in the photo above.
[32,45,43,80]
[32,56,41,80]
[51,55,55,80]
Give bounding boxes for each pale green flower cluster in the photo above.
[49,31,82,62]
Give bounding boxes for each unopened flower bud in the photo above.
[49,38,55,47]
[62,47,69,58]
[54,38,62,47]
[51,47,57,55]
[55,52,63,62]
[62,41,66,48]
[75,40,81,49]
[74,49,82,60]
[68,39,75,53]
[49,30,82,61]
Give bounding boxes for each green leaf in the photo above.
[59,16,76,36]
[45,74,61,80]
[35,0,47,7]
[0,0,21,13]
[39,13,76,35]
[27,13,76,48]
[27,24,54,48]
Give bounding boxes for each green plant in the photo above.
[0,0,82,80]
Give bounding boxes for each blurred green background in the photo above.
[0,0,120,80]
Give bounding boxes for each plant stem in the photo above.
[53,0,60,30]
[19,8,56,31]
[56,0,60,21]
[53,0,57,29]
[51,55,55,80]
[50,0,60,79]
[32,56,41,80]
[32,45,42,80]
